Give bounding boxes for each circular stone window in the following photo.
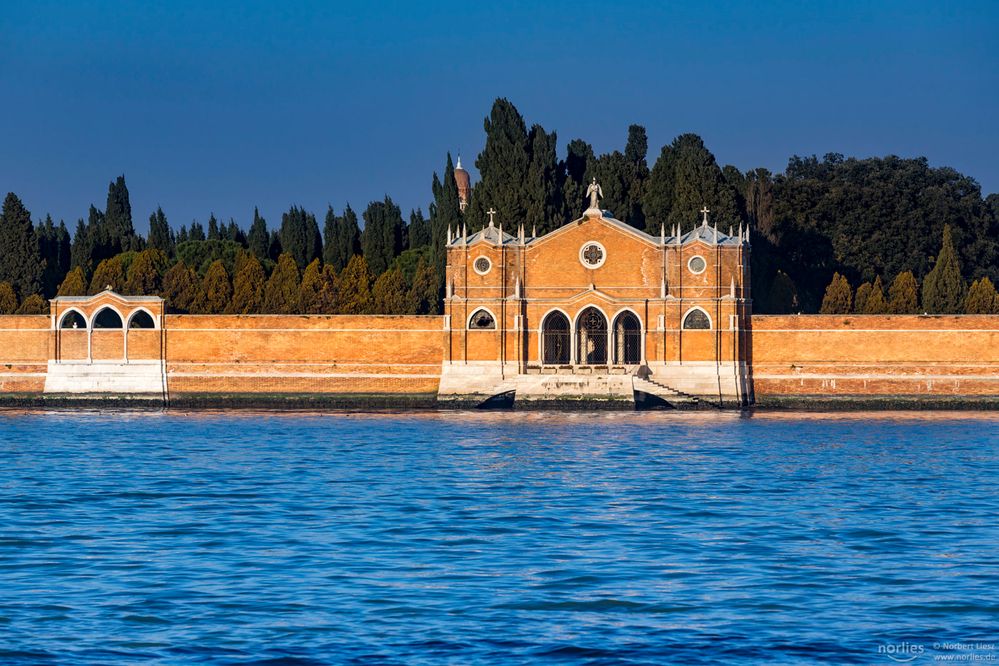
[579,242,606,269]
[688,255,707,274]
[473,256,492,275]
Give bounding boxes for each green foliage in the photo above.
[147,207,174,256]
[161,261,201,313]
[188,221,206,241]
[262,253,301,314]
[764,270,798,314]
[964,277,999,314]
[37,215,71,298]
[279,206,322,268]
[194,260,232,314]
[562,139,595,222]
[57,266,88,296]
[589,125,649,229]
[0,282,18,314]
[429,154,463,281]
[175,239,244,276]
[524,123,563,235]
[371,266,408,314]
[322,204,361,271]
[820,272,853,314]
[642,134,739,234]
[16,294,47,315]
[229,252,266,314]
[922,225,967,313]
[247,208,269,263]
[124,249,169,295]
[89,256,127,294]
[361,197,405,276]
[888,271,920,314]
[407,208,431,250]
[467,98,531,231]
[0,193,43,298]
[104,175,138,253]
[298,259,337,314]
[853,282,872,314]
[863,275,888,314]
[408,259,439,315]
[336,255,373,314]
[207,214,220,241]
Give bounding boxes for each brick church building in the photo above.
[438,177,753,407]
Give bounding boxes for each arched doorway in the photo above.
[541,311,570,365]
[576,307,607,365]
[613,311,642,365]
[128,310,155,329]
[93,308,123,329]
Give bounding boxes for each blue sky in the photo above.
[2,1,997,233]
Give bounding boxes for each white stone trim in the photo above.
[682,306,712,330]
[472,255,492,275]
[126,306,159,330]
[466,307,498,330]
[578,241,607,269]
[687,255,707,274]
[90,304,125,330]
[57,307,90,330]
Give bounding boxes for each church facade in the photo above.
[438,184,753,407]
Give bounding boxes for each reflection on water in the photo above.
[1,410,998,664]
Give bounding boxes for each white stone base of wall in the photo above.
[43,361,166,396]
[647,361,750,404]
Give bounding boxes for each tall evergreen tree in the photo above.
[38,215,71,298]
[247,208,270,263]
[922,224,966,313]
[467,98,531,230]
[854,282,873,314]
[146,207,174,257]
[371,267,408,314]
[279,206,322,268]
[887,271,920,314]
[104,175,137,253]
[298,259,326,314]
[188,221,206,241]
[0,193,42,298]
[262,253,301,314]
[429,154,463,279]
[0,282,17,314]
[863,275,888,314]
[336,255,373,314]
[17,294,46,315]
[89,256,127,294]
[407,209,431,250]
[408,259,440,315]
[207,214,220,241]
[229,253,266,314]
[195,260,232,314]
[525,124,562,235]
[323,204,362,271]
[562,139,595,220]
[57,267,87,297]
[161,261,201,313]
[819,272,853,314]
[124,249,168,296]
[965,277,999,314]
[361,197,405,276]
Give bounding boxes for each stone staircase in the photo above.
[632,376,703,408]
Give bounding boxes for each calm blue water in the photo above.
[1,410,998,665]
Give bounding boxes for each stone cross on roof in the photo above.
[487,208,497,227]
[700,206,710,225]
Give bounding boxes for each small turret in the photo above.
[453,156,470,212]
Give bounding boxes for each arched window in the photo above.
[92,308,123,329]
[682,308,711,330]
[576,307,608,365]
[60,311,87,329]
[128,310,155,329]
[468,309,496,330]
[613,311,642,365]
[541,311,570,365]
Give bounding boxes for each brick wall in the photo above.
[0,315,48,393]
[752,315,999,396]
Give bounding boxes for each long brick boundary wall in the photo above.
[751,315,999,400]
[0,316,49,393]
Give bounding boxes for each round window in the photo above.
[473,256,491,275]
[579,242,606,269]
[688,256,707,274]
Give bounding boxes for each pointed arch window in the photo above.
[93,308,123,329]
[682,308,711,330]
[468,309,496,330]
[60,311,87,329]
[613,311,642,365]
[576,307,608,365]
[541,311,570,365]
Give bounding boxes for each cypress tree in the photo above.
[38,215,71,298]
[176,224,189,244]
[104,175,136,254]
[922,224,966,313]
[322,204,362,271]
[247,208,270,262]
[371,266,408,314]
[0,282,18,314]
[766,270,799,314]
[225,218,246,245]
[0,193,43,298]
[428,154,463,279]
[88,256,126,294]
[888,271,920,314]
[161,261,201,313]
[964,277,999,314]
[268,230,283,261]
[562,139,595,220]
[318,265,338,314]
[125,249,168,296]
[279,206,322,268]
[863,275,888,314]
[195,260,232,314]
[207,214,220,241]
[57,267,87,296]
[467,98,531,230]
[408,259,439,315]
[262,253,301,314]
[361,197,405,276]
[299,259,325,314]
[525,124,562,235]
[147,207,174,256]
[854,282,872,314]
[188,221,206,241]
[407,209,431,250]
[336,255,373,314]
[17,294,47,315]
[70,218,91,273]
[229,253,266,314]
[819,272,852,314]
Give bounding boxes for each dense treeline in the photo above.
[1,98,997,315]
